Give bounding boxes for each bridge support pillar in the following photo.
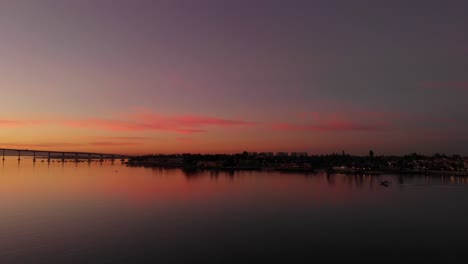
[62,152,65,162]
[75,153,78,162]
[33,152,36,162]
[2,149,4,160]
[18,150,21,160]
[47,152,51,162]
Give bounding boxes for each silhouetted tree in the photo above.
[369,150,374,159]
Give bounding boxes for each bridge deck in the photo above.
[0,148,131,158]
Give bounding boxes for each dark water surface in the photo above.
[1,158,468,263]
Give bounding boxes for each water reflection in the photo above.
[175,167,468,188]
[1,157,468,262]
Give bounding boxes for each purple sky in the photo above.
[0,0,467,155]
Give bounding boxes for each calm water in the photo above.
[1,157,468,263]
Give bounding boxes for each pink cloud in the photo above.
[1,143,83,148]
[0,120,23,126]
[1,141,140,151]
[127,110,255,128]
[274,110,410,133]
[271,121,387,132]
[429,117,457,123]
[301,109,456,124]
[88,141,141,147]
[176,137,195,143]
[84,136,150,140]
[296,107,415,124]
[2,107,456,140]
[0,120,43,127]
[1,111,252,135]
[61,118,213,134]
[423,81,468,91]
[62,119,152,132]
[58,110,256,134]
[279,107,460,133]
[173,115,253,127]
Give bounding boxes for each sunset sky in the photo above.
[1,0,467,155]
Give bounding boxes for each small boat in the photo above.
[380,180,391,187]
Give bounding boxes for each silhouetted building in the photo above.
[276,152,289,157]
[291,152,308,157]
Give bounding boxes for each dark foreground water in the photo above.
[1,157,468,263]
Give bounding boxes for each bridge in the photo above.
[0,148,133,162]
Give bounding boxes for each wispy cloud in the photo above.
[1,143,83,148]
[84,136,150,140]
[1,110,255,135]
[1,106,457,140]
[423,81,468,91]
[126,110,255,128]
[311,109,457,123]
[62,119,208,134]
[273,110,411,133]
[61,110,255,134]
[1,141,140,149]
[273,108,459,133]
[271,121,387,132]
[0,120,43,127]
[176,137,195,143]
[0,120,23,127]
[88,141,141,147]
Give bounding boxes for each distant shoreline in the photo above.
[124,152,468,177]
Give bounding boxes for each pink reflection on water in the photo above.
[0,158,393,209]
